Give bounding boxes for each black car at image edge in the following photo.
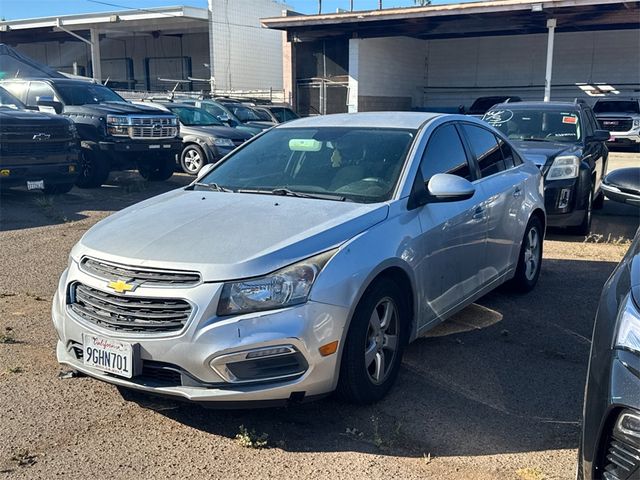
[0,85,80,194]
[579,226,640,480]
[484,100,610,235]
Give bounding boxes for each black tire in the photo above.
[137,157,174,181]
[43,182,74,195]
[569,187,593,236]
[336,279,408,404]
[179,144,207,175]
[509,215,543,293]
[75,148,110,188]
[592,189,605,210]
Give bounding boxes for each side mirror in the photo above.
[589,129,610,143]
[37,96,63,114]
[196,163,215,180]
[427,173,476,202]
[218,113,230,122]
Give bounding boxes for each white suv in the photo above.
[593,98,640,146]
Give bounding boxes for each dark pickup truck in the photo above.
[1,78,181,188]
[0,86,80,194]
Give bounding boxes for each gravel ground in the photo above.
[0,152,638,480]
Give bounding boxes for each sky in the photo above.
[0,0,476,20]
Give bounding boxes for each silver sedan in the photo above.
[53,112,546,405]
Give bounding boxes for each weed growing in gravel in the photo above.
[422,453,432,465]
[371,415,384,448]
[7,366,23,374]
[584,233,631,245]
[122,181,149,195]
[32,195,55,209]
[0,327,16,344]
[31,195,69,223]
[235,425,269,449]
[11,450,37,468]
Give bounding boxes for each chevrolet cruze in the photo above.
[53,112,546,406]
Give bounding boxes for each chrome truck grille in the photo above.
[80,257,201,287]
[129,116,178,139]
[69,283,192,333]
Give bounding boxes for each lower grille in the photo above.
[69,283,191,333]
[2,142,70,156]
[603,438,640,480]
[599,117,633,132]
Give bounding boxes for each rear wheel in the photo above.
[509,216,543,293]
[179,144,207,175]
[75,148,110,188]
[337,279,407,404]
[137,157,174,181]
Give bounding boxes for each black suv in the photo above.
[1,79,181,188]
[484,101,610,235]
[0,85,80,194]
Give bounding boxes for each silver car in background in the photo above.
[53,112,545,406]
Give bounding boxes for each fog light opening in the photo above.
[319,340,339,357]
[558,188,571,209]
[615,410,640,441]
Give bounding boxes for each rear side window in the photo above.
[420,124,472,181]
[496,136,517,169]
[26,82,57,107]
[462,124,507,178]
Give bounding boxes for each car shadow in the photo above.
[121,256,618,459]
[0,171,193,232]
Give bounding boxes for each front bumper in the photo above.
[543,176,589,227]
[0,158,79,188]
[607,131,640,145]
[52,263,348,404]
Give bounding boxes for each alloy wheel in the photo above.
[183,148,203,173]
[365,297,399,385]
[523,226,541,281]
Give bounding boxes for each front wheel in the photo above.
[137,157,174,181]
[180,145,207,175]
[75,148,110,188]
[570,187,593,236]
[509,216,543,293]
[336,279,407,404]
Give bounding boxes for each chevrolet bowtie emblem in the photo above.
[107,279,135,293]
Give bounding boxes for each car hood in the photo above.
[76,190,389,281]
[0,107,70,126]
[180,125,252,140]
[65,102,173,116]
[511,141,580,170]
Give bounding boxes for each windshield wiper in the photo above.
[236,188,348,202]
[190,182,234,192]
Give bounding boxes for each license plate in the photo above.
[83,334,134,378]
[27,180,44,190]
[148,144,161,149]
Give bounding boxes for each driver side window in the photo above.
[419,124,472,182]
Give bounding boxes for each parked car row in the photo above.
[0,78,300,191]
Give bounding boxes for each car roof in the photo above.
[489,101,580,110]
[280,112,442,129]
[2,77,98,86]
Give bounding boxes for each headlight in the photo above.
[217,249,337,316]
[212,137,235,147]
[106,115,130,137]
[546,155,580,181]
[615,294,640,355]
[633,119,640,128]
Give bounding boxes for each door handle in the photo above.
[512,187,522,198]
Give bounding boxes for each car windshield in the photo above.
[198,127,417,203]
[593,101,640,114]
[483,108,582,142]
[169,106,223,126]
[0,86,25,109]
[231,105,262,122]
[56,83,126,105]
[253,108,273,121]
[271,107,299,123]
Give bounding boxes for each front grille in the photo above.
[139,361,183,386]
[2,141,69,156]
[69,283,192,333]
[130,117,175,126]
[598,117,633,132]
[603,437,640,480]
[81,257,201,287]
[130,126,178,139]
[0,125,72,139]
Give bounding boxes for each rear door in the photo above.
[413,122,487,325]
[460,123,525,281]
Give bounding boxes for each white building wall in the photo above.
[210,0,284,91]
[353,29,640,111]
